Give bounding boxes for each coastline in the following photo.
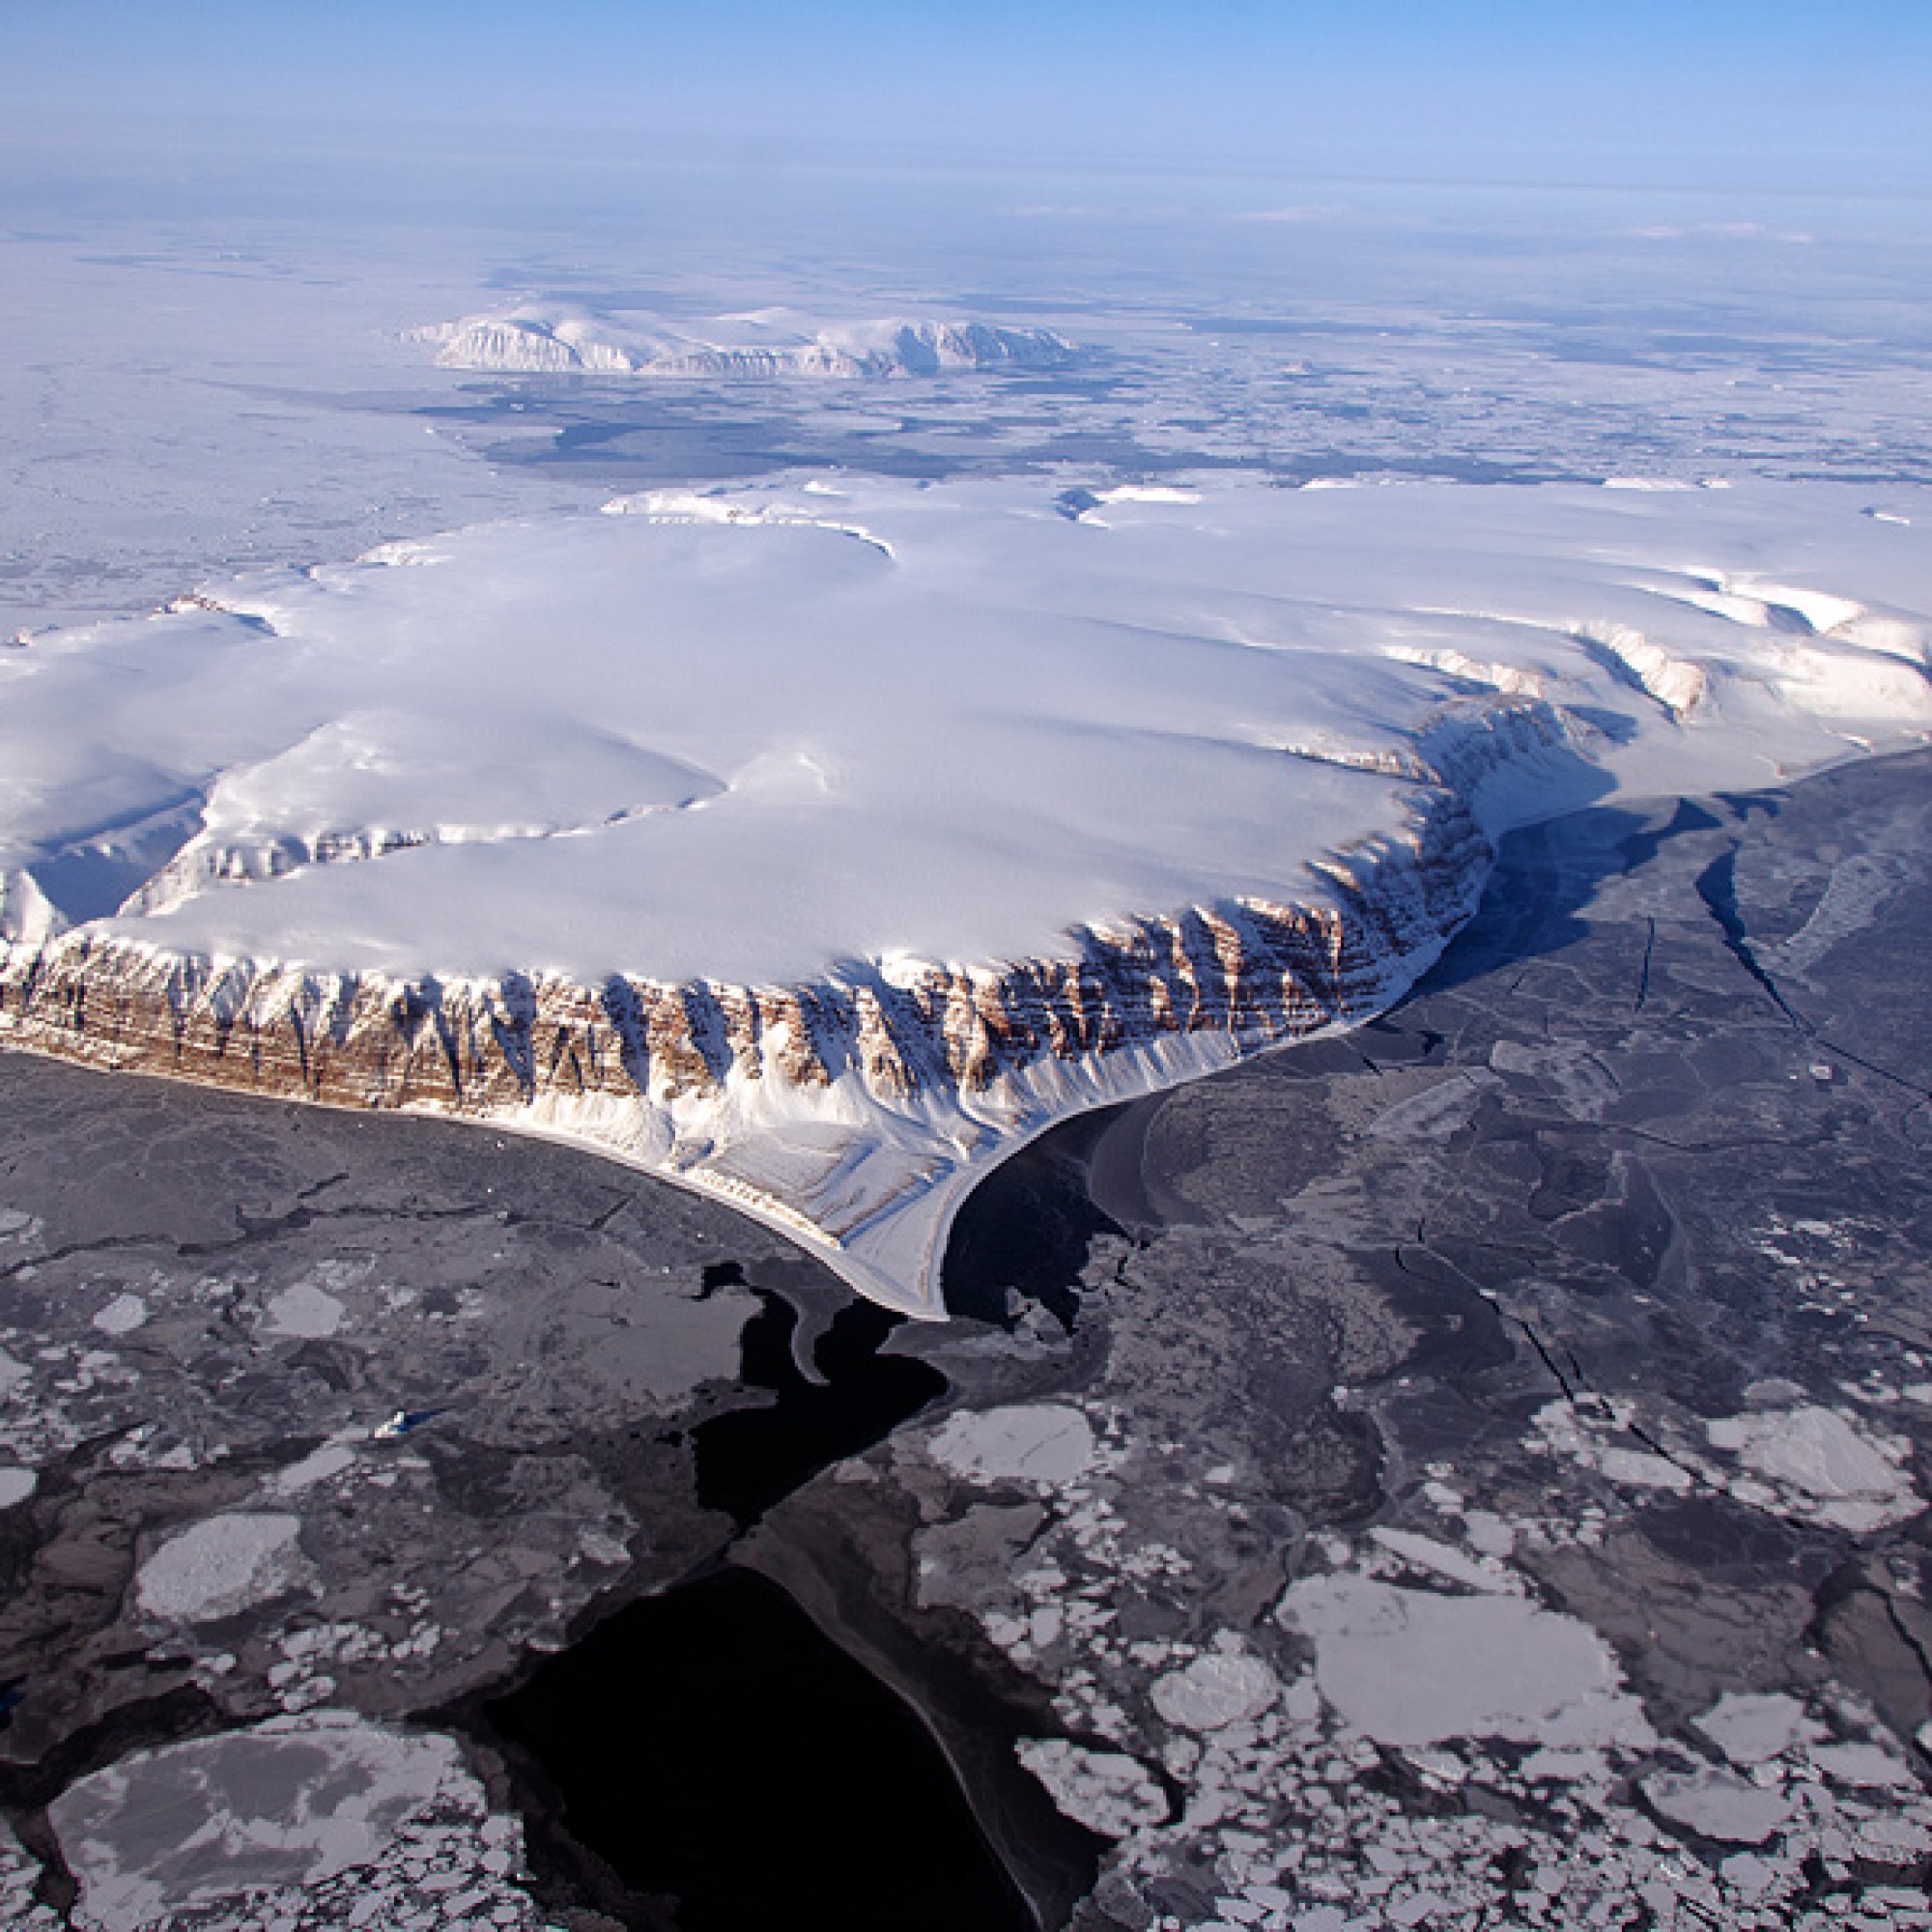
[3,746,1931,1930]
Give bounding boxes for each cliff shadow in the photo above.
[1402,794,1734,1001]
[939,791,1751,1326]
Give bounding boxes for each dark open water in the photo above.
[488,1566,1035,1932]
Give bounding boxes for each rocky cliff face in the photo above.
[0,700,1547,1312]
[0,861,1411,1120]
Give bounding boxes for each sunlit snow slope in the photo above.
[411,304,1082,378]
[1,478,1927,1312]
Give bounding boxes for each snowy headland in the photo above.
[1,477,1927,1312]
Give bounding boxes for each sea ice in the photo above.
[134,1511,309,1623]
[261,1279,346,1340]
[1693,1691,1822,1766]
[927,1404,1097,1486]
[1704,1404,1919,1531]
[1014,1739,1170,1838]
[89,1293,147,1337]
[1809,1740,1915,1788]
[1641,1769,1792,1845]
[1596,1447,1693,1491]
[1531,1398,1696,1492]
[48,1712,469,1932]
[1150,1649,1282,1731]
[1369,1525,1522,1593]
[268,1444,357,1496]
[1277,1574,1654,1749]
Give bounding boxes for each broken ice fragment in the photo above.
[135,1512,308,1623]
[1277,1574,1653,1750]
[927,1404,1095,1486]
[1641,1769,1792,1845]
[1014,1739,1169,1838]
[1151,1649,1282,1733]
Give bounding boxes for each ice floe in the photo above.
[928,1403,1097,1487]
[1642,1768,1793,1845]
[1704,1403,1920,1532]
[1150,1645,1282,1732]
[134,1510,310,1623]
[1694,1690,1824,1766]
[261,1277,346,1339]
[89,1293,147,1336]
[47,1712,532,1932]
[1277,1574,1655,1750]
[1013,1739,1170,1838]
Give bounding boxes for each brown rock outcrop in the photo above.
[0,696,1562,1304]
[0,798,1488,1125]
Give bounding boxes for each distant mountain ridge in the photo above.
[409,304,1084,378]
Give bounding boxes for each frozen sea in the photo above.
[1,164,1930,1932]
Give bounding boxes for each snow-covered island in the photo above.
[409,303,1084,378]
[0,476,1927,1312]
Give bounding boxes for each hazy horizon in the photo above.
[6,0,1930,222]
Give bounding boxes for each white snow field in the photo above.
[1,476,1928,1313]
[412,302,1083,378]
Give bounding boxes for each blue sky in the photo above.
[4,1,1929,195]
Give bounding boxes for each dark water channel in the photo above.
[478,1267,1031,1930]
[942,1105,1131,1325]
[488,1567,1035,1932]
[691,1282,947,1526]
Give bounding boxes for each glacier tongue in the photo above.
[0,476,1928,1313]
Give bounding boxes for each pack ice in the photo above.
[0,477,1926,1313]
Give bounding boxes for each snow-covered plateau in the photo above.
[410,302,1083,378]
[0,476,1927,1313]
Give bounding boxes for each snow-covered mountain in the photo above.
[409,304,1084,378]
[1,478,1927,1312]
